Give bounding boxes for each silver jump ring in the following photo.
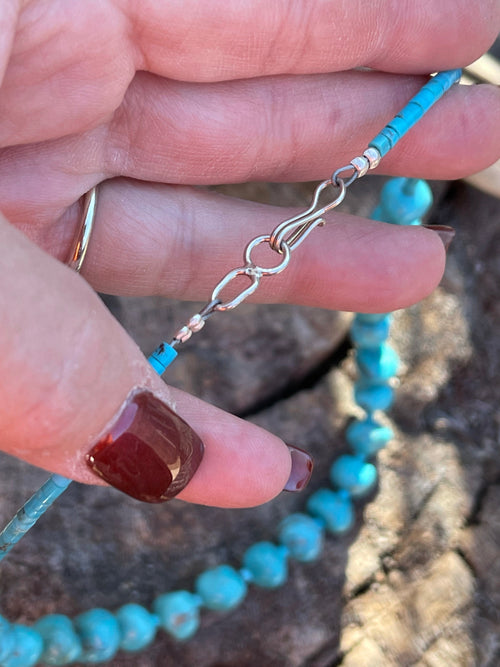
[244,235,291,276]
[66,186,98,273]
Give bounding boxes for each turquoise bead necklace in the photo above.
[0,70,460,666]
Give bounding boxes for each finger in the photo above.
[105,75,500,183]
[0,0,500,145]
[2,0,498,147]
[1,74,500,224]
[0,0,17,83]
[62,180,445,314]
[129,0,499,80]
[0,212,296,508]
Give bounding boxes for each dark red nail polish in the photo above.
[422,224,455,251]
[86,390,204,503]
[284,445,313,492]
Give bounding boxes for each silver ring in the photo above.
[66,186,98,273]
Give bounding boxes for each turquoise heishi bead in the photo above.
[356,343,399,380]
[195,565,247,611]
[278,513,324,562]
[354,380,394,412]
[242,542,288,588]
[1,626,43,667]
[330,455,377,498]
[116,604,157,652]
[153,591,200,641]
[346,418,394,457]
[34,615,82,665]
[74,608,121,663]
[306,488,354,534]
[0,616,15,661]
[148,343,177,375]
[350,316,392,348]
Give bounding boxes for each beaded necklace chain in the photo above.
[0,70,460,666]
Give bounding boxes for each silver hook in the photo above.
[269,179,346,253]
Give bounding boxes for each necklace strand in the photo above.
[0,70,460,666]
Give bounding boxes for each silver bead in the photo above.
[363,147,382,170]
[174,325,192,343]
[187,314,205,332]
[350,155,370,178]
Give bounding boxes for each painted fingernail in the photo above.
[86,390,204,503]
[284,445,313,492]
[422,224,455,251]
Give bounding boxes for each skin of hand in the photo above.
[0,0,499,507]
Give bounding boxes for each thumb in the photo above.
[0,214,308,508]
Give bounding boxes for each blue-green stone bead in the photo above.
[153,591,200,641]
[353,313,388,324]
[330,455,377,498]
[34,615,82,666]
[346,418,394,457]
[350,316,392,348]
[356,343,399,381]
[371,205,420,225]
[278,513,324,562]
[242,542,288,588]
[115,604,158,652]
[0,616,15,662]
[1,626,43,667]
[354,380,394,412]
[74,609,121,663]
[306,488,354,534]
[195,565,247,611]
[379,178,433,225]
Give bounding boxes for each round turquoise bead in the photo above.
[372,178,432,225]
[278,513,324,562]
[74,608,121,663]
[242,542,288,588]
[306,488,354,534]
[195,565,247,612]
[115,604,158,652]
[356,343,399,381]
[34,615,82,665]
[153,591,200,641]
[1,625,43,667]
[0,616,15,662]
[350,316,392,348]
[346,418,394,457]
[353,313,388,324]
[354,380,394,412]
[330,455,377,498]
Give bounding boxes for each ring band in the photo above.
[66,186,98,273]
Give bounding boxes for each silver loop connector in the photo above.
[244,235,291,276]
[211,267,261,311]
[210,236,291,311]
[332,165,358,188]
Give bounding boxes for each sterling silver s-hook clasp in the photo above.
[210,178,348,312]
[269,178,346,253]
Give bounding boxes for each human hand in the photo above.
[0,0,499,507]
